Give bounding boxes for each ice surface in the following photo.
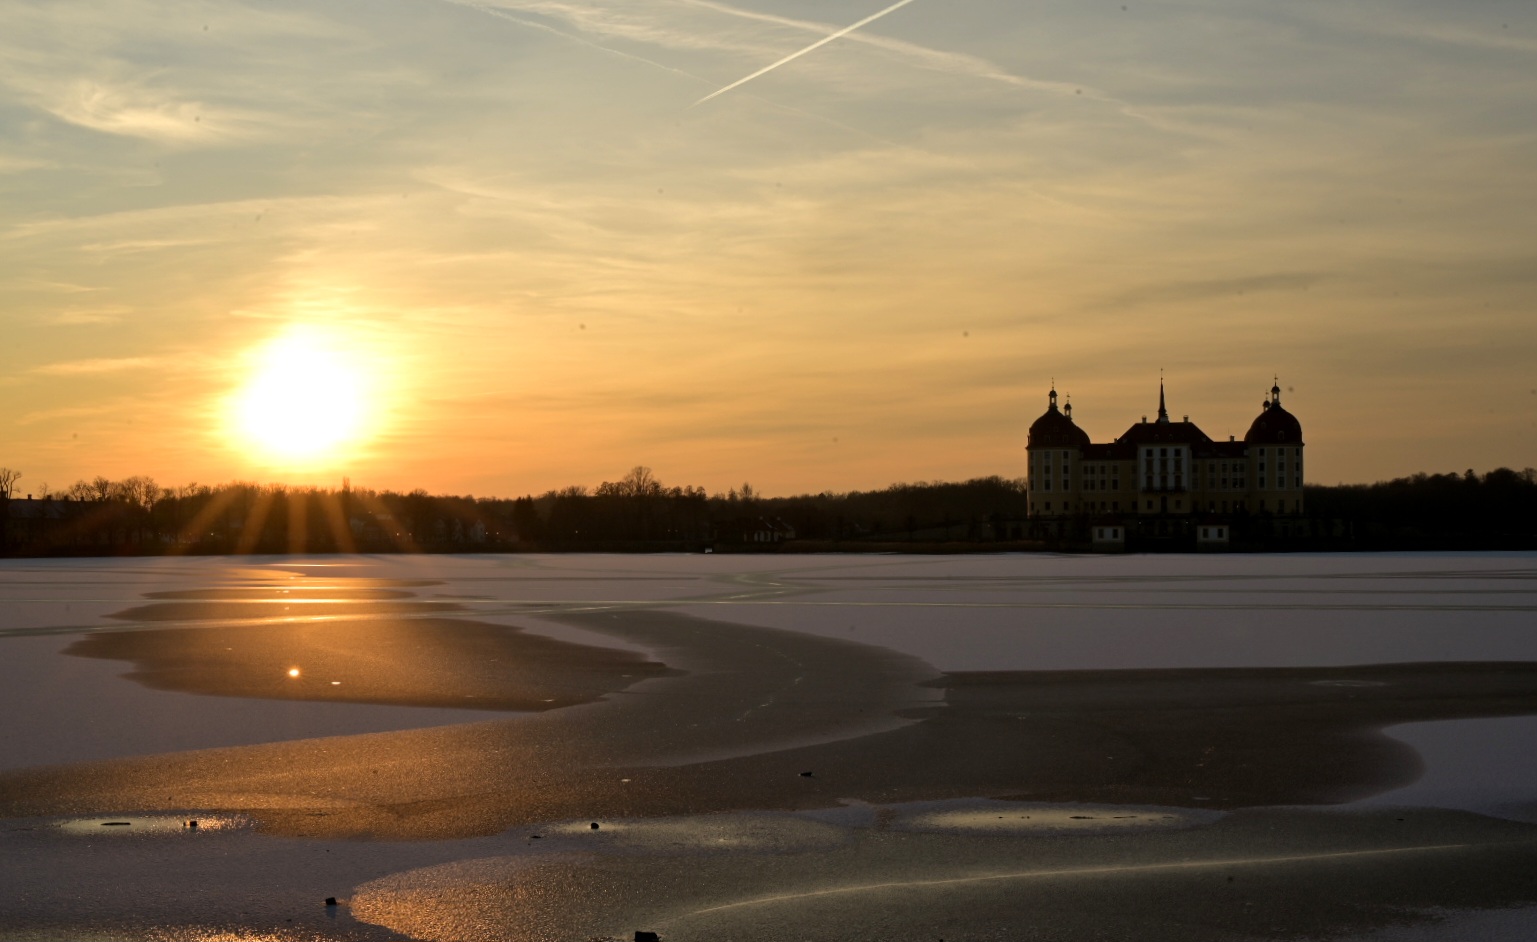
[3,552,1537,942]
[2,551,1534,784]
[0,634,515,770]
[1359,715,1537,820]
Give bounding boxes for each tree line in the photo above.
[1,464,1533,555]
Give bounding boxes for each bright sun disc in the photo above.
[232,327,370,464]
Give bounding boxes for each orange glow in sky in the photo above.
[2,1,1534,495]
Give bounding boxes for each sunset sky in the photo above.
[3,0,1534,498]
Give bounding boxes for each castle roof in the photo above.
[1244,383,1303,444]
[1027,388,1090,448]
[1117,419,1214,447]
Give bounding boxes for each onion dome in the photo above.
[1244,382,1302,444]
[1028,387,1090,448]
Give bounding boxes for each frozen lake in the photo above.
[2,551,1535,942]
[3,551,1536,781]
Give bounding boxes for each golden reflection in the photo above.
[227,324,373,466]
[59,814,252,835]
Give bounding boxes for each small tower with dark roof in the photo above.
[1243,378,1304,517]
[1026,384,1090,523]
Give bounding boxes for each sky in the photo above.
[2,0,1534,498]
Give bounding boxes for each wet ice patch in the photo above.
[57,813,252,835]
[543,814,848,854]
[873,798,1221,834]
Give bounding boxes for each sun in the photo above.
[230,326,372,465]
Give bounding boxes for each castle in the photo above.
[1026,380,1304,545]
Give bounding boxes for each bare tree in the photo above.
[67,480,95,502]
[112,476,161,511]
[620,465,664,498]
[91,476,112,501]
[0,468,20,499]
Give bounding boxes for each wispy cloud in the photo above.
[0,154,53,175]
[32,357,157,376]
[432,0,713,89]
[16,404,118,426]
[1098,272,1332,310]
[77,238,213,255]
[46,307,133,326]
[48,80,220,142]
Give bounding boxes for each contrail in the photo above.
[692,0,922,106]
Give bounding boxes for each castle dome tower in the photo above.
[1026,386,1089,524]
[1244,381,1302,445]
[1027,386,1090,449]
[1243,379,1304,516]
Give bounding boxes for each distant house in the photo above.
[715,516,796,545]
[1091,524,1126,550]
[2,496,107,550]
[1196,522,1232,550]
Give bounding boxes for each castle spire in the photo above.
[1157,374,1169,424]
